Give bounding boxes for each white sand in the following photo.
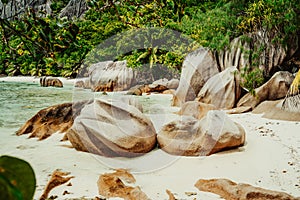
[0,76,76,85]
[1,77,299,199]
[1,112,300,200]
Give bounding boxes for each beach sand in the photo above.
[0,76,76,85]
[1,113,299,199]
[0,76,299,199]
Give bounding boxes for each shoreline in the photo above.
[1,76,300,199]
[1,113,300,199]
[0,75,77,85]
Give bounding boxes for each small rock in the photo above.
[98,169,149,200]
[177,101,216,120]
[62,190,70,195]
[40,77,63,88]
[195,178,299,200]
[185,191,197,196]
[166,189,176,200]
[288,161,294,166]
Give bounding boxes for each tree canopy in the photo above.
[0,0,299,78]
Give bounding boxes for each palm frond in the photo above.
[282,69,300,112]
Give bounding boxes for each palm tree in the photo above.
[282,69,300,112]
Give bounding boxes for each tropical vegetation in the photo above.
[0,0,299,90]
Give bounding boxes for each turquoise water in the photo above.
[0,82,75,129]
[0,81,174,130]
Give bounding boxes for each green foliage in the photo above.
[0,0,299,79]
[179,1,244,50]
[240,66,265,95]
[238,0,299,38]
[85,27,195,73]
[0,155,36,200]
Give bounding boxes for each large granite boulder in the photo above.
[40,76,63,88]
[195,178,300,200]
[152,78,179,90]
[126,84,168,96]
[197,66,241,109]
[252,100,300,121]
[157,110,245,156]
[0,0,51,20]
[59,0,88,20]
[237,71,294,108]
[177,101,216,120]
[66,99,157,157]
[172,47,220,106]
[74,78,90,89]
[217,31,298,77]
[89,61,135,92]
[216,37,250,72]
[16,101,90,140]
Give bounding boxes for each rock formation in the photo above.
[39,170,74,200]
[237,71,294,108]
[127,84,168,96]
[177,101,216,120]
[98,169,149,200]
[253,100,300,121]
[173,30,298,107]
[66,99,157,157]
[89,60,135,92]
[0,0,51,20]
[157,110,245,156]
[59,0,88,20]
[197,66,241,109]
[74,78,90,89]
[40,76,63,88]
[152,78,179,90]
[195,178,300,200]
[172,47,220,106]
[16,100,90,140]
[217,30,298,76]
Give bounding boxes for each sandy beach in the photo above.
[0,76,76,85]
[0,76,299,199]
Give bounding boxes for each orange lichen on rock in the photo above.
[39,170,74,200]
[98,169,149,200]
[195,178,300,200]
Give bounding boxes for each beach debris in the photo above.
[98,169,149,200]
[185,191,197,196]
[39,170,74,200]
[166,189,177,200]
[195,178,300,200]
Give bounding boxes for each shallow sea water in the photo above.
[0,81,181,173]
[0,81,175,130]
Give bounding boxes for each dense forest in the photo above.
[0,0,299,84]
